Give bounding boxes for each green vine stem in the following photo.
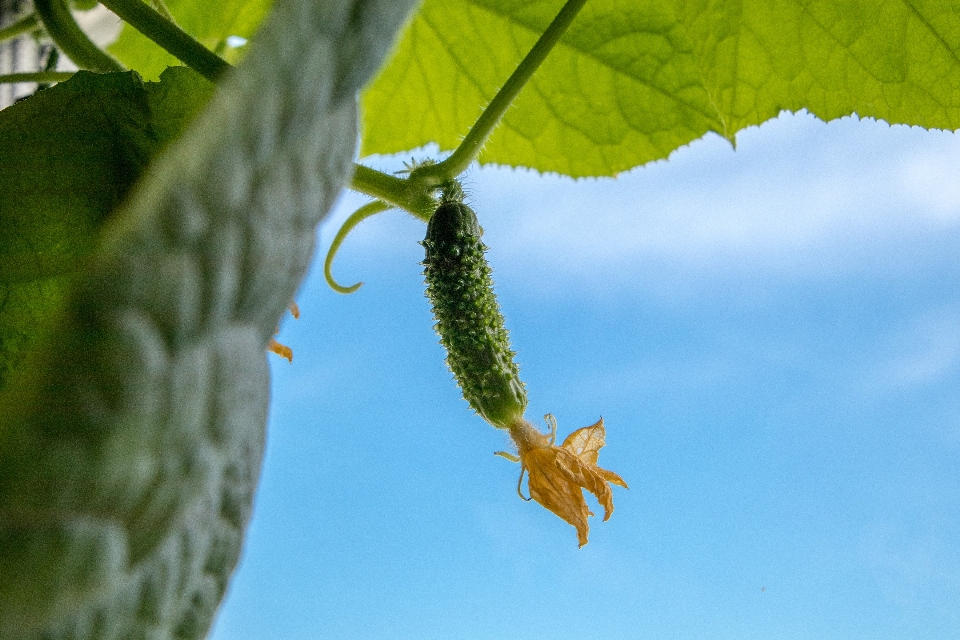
[410,0,587,187]
[0,13,39,44]
[324,200,393,293]
[0,71,75,84]
[34,0,124,73]
[348,0,588,210]
[148,0,177,25]
[45,0,585,217]
[350,164,437,220]
[98,0,229,82]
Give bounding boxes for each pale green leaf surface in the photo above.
[108,0,276,80]
[0,0,417,638]
[0,68,213,393]
[361,0,960,177]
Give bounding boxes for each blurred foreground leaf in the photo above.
[0,67,214,388]
[0,0,416,638]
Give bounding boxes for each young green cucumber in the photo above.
[421,187,526,428]
[422,184,627,547]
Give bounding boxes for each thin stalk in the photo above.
[350,164,436,220]
[351,1,587,220]
[0,13,39,44]
[98,0,229,82]
[34,0,124,72]
[413,0,588,187]
[0,71,74,84]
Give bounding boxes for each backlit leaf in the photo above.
[0,67,214,391]
[361,0,960,177]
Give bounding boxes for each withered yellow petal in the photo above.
[560,418,607,466]
[517,417,627,547]
[595,467,628,489]
[268,337,293,362]
[524,447,592,547]
[267,301,299,361]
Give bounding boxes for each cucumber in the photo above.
[421,183,626,546]
[421,184,526,428]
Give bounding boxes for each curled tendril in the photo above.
[324,199,393,294]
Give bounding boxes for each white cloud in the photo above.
[320,113,960,308]
[462,113,960,287]
[898,144,960,223]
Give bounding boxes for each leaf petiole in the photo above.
[98,0,230,82]
[411,0,588,187]
[0,71,75,84]
[0,13,39,44]
[34,0,124,72]
[349,0,588,215]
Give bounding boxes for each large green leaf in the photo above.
[0,0,417,638]
[361,0,960,177]
[108,0,276,80]
[0,68,214,390]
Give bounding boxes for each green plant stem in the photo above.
[324,200,392,293]
[98,0,229,82]
[34,0,124,72]
[412,0,588,187]
[0,13,39,43]
[349,0,586,217]
[0,71,75,84]
[350,164,436,220]
[149,0,177,24]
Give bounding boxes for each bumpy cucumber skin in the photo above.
[422,201,527,428]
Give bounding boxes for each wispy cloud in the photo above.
[898,143,960,223]
[462,113,960,286]
[855,308,960,393]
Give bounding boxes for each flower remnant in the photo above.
[509,416,627,547]
[267,301,300,362]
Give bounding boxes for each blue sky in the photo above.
[210,112,960,640]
